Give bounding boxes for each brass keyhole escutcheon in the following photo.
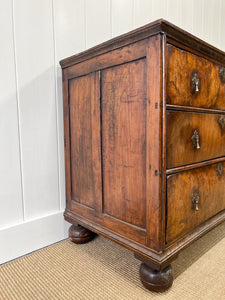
[219,66,225,83]
[191,130,200,149]
[192,191,200,211]
[218,115,225,130]
[216,162,223,176]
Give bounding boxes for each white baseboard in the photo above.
[0,211,70,264]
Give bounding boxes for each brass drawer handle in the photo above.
[191,130,200,149]
[218,115,225,130]
[192,191,200,211]
[191,72,200,93]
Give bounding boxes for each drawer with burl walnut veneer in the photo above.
[166,111,225,169]
[166,161,225,245]
[166,44,225,109]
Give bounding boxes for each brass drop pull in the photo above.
[192,191,200,211]
[218,115,225,130]
[191,130,200,149]
[191,72,200,93]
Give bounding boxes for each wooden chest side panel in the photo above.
[166,44,225,110]
[69,73,102,210]
[166,162,225,244]
[167,111,225,169]
[101,59,147,228]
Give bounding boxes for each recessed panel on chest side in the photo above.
[69,73,102,210]
[101,59,147,228]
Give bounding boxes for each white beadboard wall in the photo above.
[0,0,225,264]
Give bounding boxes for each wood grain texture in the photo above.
[166,161,225,244]
[65,39,147,80]
[69,201,147,245]
[101,59,147,228]
[145,35,163,251]
[167,111,225,168]
[69,72,102,211]
[166,44,225,110]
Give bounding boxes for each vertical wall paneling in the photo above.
[152,0,167,20]
[13,0,59,219]
[53,0,86,61]
[220,0,225,51]
[203,0,221,49]
[85,0,111,48]
[133,0,153,28]
[180,0,194,33]
[0,0,23,227]
[111,0,134,37]
[193,0,204,40]
[166,0,181,26]
[51,0,61,212]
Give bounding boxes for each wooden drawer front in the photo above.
[167,111,225,169]
[166,44,225,110]
[166,162,225,244]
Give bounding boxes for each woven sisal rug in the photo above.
[0,221,225,299]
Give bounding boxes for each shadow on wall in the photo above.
[56,64,66,211]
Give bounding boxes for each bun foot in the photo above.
[140,263,173,292]
[69,225,95,244]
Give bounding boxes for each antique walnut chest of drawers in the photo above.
[60,20,225,292]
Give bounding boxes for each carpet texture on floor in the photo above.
[0,221,225,300]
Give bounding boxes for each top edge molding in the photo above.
[60,19,225,69]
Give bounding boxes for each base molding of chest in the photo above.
[64,208,225,267]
